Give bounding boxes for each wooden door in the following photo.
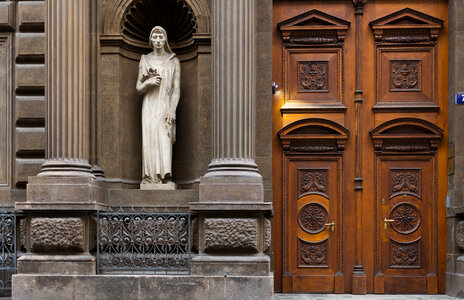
[272,0,448,294]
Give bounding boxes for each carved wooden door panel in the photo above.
[377,157,434,293]
[273,0,448,294]
[285,158,341,292]
[279,120,348,293]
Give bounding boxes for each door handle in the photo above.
[325,222,335,232]
[384,218,395,230]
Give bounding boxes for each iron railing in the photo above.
[96,207,192,274]
[0,207,20,297]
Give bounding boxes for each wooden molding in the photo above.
[278,10,350,45]
[370,8,443,44]
[370,118,443,154]
[279,118,349,154]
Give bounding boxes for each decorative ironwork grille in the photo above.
[96,207,191,274]
[0,207,18,296]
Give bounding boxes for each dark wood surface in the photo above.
[272,0,448,294]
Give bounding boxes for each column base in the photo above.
[17,254,95,275]
[22,176,105,208]
[204,159,261,178]
[38,159,94,178]
[352,265,367,294]
[199,175,263,203]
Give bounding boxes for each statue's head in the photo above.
[149,26,173,54]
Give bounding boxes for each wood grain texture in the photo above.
[273,0,448,294]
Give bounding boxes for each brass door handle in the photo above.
[325,222,335,232]
[384,218,395,230]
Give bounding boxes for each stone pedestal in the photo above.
[189,1,273,297]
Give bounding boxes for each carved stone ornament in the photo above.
[391,239,420,267]
[389,203,421,234]
[370,118,443,154]
[370,8,443,44]
[278,10,350,45]
[203,218,258,252]
[299,239,327,266]
[298,203,329,234]
[30,218,85,252]
[456,221,464,250]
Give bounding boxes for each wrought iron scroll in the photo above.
[0,207,19,296]
[97,207,191,274]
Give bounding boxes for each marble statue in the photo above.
[136,26,181,189]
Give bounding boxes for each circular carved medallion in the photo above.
[298,203,329,234]
[389,203,421,234]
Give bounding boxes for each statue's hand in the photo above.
[145,75,161,87]
[165,113,175,125]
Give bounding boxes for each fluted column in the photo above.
[205,0,259,178]
[40,0,92,177]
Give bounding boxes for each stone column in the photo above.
[199,0,264,203]
[39,0,92,177]
[191,1,272,297]
[206,0,258,178]
[14,0,102,278]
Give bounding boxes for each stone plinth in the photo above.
[13,274,273,300]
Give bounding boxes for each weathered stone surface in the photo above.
[264,218,271,251]
[456,221,464,250]
[204,218,257,251]
[30,218,84,252]
[12,274,273,300]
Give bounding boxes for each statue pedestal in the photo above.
[140,182,177,190]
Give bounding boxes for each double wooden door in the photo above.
[272,0,448,294]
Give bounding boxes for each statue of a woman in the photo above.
[136,26,180,189]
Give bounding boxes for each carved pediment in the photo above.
[370,8,443,43]
[279,119,349,154]
[278,10,350,45]
[370,118,443,153]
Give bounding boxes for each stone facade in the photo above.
[0,0,462,298]
[446,0,464,297]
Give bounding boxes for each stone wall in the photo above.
[446,0,464,297]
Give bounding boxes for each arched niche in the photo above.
[98,0,212,188]
[370,118,443,153]
[102,0,211,61]
[279,118,349,153]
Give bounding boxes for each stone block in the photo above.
[17,254,95,275]
[30,217,85,252]
[204,218,258,251]
[15,96,45,119]
[16,127,45,151]
[0,2,14,31]
[15,64,45,89]
[15,158,42,183]
[12,274,273,300]
[199,176,263,203]
[191,254,271,276]
[17,2,45,32]
[15,33,45,60]
[25,176,105,205]
[456,220,464,250]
